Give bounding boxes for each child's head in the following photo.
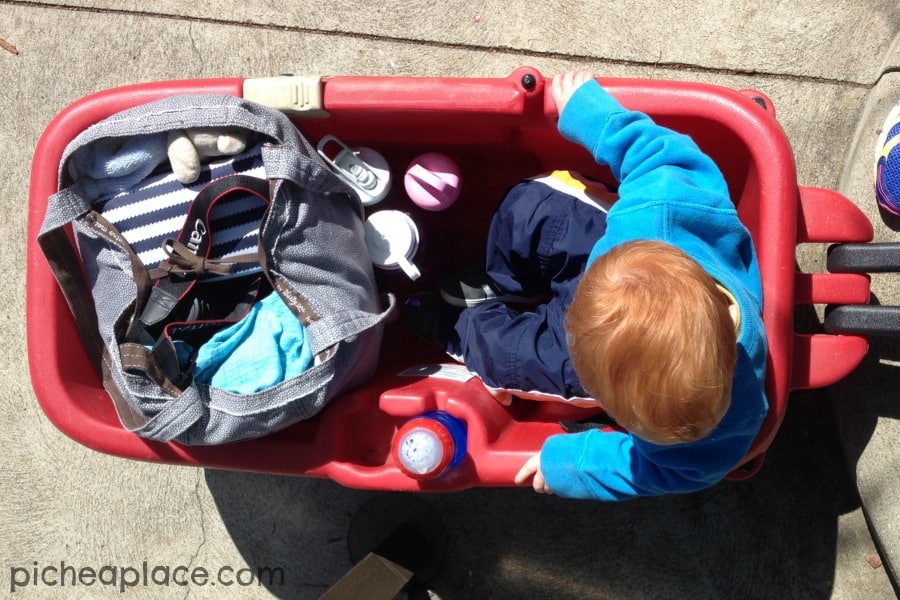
[566,240,738,445]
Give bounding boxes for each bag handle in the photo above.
[37,185,148,372]
[37,215,105,372]
[305,293,397,355]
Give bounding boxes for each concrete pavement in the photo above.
[2,2,898,598]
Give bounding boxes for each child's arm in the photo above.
[555,77,732,208]
[556,75,759,282]
[516,427,749,500]
[541,431,720,499]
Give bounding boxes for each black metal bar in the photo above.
[825,305,900,336]
[827,243,900,274]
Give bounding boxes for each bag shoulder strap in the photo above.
[37,186,109,371]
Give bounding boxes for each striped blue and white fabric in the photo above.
[94,146,267,277]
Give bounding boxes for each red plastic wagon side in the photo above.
[25,67,874,491]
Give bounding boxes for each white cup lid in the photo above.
[364,210,421,279]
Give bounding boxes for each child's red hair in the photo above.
[566,240,737,443]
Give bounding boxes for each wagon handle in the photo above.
[790,186,873,391]
[820,242,900,336]
[827,242,900,273]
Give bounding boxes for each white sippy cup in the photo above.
[364,210,421,280]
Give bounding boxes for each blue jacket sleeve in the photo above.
[558,81,758,287]
[541,342,767,500]
[540,419,755,501]
[557,80,731,209]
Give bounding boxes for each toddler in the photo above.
[404,72,768,500]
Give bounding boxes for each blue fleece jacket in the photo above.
[540,80,769,500]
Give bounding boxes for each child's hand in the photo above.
[514,453,553,494]
[550,71,595,116]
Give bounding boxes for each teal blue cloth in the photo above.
[194,293,313,394]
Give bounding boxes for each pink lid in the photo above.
[404,152,461,211]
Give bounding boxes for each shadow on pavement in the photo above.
[206,381,861,599]
[830,294,900,596]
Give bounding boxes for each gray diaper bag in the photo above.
[37,94,393,445]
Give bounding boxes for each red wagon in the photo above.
[26,67,874,490]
